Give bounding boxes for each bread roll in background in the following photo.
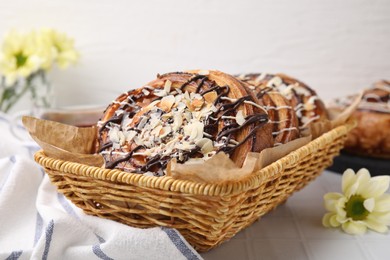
[328,80,390,159]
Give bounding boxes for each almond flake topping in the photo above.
[292,84,311,96]
[235,110,245,126]
[255,73,267,83]
[142,89,150,96]
[158,95,176,112]
[267,76,283,87]
[164,80,172,93]
[203,91,218,104]
[195,138,213,154]
[106,88,231,167]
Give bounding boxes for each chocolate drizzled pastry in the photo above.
[236,74,299,145]
[97,70,273,176]
[332,80,390,114]
[237,73,328,133]
[329,80,390,158]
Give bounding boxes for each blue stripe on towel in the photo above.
[39,167,45,178]
[24,144,39,158]
[34,212,44,246]
[0,114,9,123]
[92,234,114,260]
[95,233,106,243]
[92,245,114,260]
[42,220,54,260]
[57,193,80,219]
[161,227,201,260]
[9,155,16,163]
[5,250,22,260]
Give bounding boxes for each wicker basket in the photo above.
[34,120,356,252]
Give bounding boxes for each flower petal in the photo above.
[364,198,375,212]
[368,212,390,225]
[351,169,371,196]
[375,194,390,212]
[342,221,367,235]
[330,214,342,227]
[346,181,360,198]
[342,169,356,195]
[322,212,336,227]
[324,192,343,212]
[356,169,371,186]
[336,213,347,224]
[324,192,344,201]
[356,168,371,178]
[335,197,347,217]
[365,217,389,233]
[360,176,390,198]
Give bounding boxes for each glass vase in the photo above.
[0,69,53,114]
[29,70,54,116]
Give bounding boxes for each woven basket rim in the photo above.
[34,119,356,197]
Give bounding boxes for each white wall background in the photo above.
[1,0,389,111]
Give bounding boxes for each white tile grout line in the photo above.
[243,228,256,260]
[288,200,315,260]
[321,171,374,260]
[355,235,377,260]
[287,171,342,259]
[287,171,335,260]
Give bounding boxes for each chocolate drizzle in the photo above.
[99,114,124,133]
[105,145,145,169]
[217,114,268,141]
[137,146,201,174]
[180,74,207,91]
[256,86,273,99]
[98,141,113,153]
[217,116,268,154]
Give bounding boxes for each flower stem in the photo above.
[0,73,35,113]
[3,83,30,113]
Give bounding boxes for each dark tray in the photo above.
[328,151,390,176]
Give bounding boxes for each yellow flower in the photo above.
[30,30,56,71]
[0,30,42,85]
[40,28,79,69]
[323,168,390,235]
[0,28,79,112]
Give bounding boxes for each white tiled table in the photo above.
[201,170,390,260]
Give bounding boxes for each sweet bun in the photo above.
[237,74,300,145]
[237,73,328,132]
[97,70,273,175]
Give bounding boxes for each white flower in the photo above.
[322,168,390,235]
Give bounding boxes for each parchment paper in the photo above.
[23,116,104,167]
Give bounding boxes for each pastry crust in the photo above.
[97,70,273,175]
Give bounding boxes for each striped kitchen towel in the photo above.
[0,113,202,260]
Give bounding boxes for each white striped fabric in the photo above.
[0,112,202,260]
